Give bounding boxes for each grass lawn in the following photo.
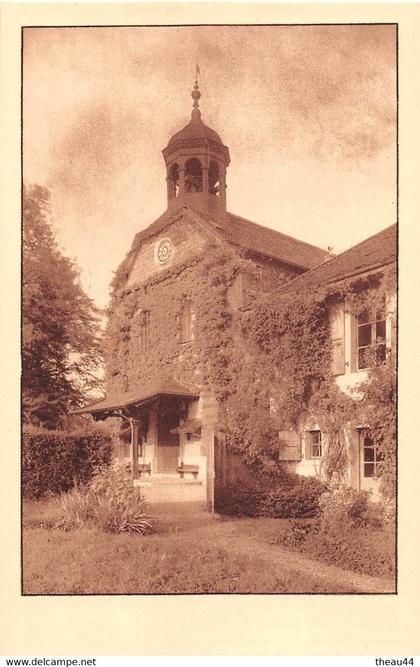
[22,498,393,595]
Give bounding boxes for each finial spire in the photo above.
[191,64,201,120]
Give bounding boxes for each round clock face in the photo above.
[155,238,174,265]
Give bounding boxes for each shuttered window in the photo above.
[356,307,386,370]
[278,431,301,461]
[305,430,322,458]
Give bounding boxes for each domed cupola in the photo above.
[162,79,230,217]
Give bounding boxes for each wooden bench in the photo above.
[138,463,152,477]
[126,462,152,477]
[177,464,199,479]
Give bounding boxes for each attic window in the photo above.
[185,158,202,193]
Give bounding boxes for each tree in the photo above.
[22,184,102,428]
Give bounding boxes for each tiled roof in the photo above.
[125,206,330,276]
[273,224,397,296]
[220,212,330,270]
[73,378,199,415]
[167,116,224,148]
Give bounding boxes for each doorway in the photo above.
[157,398,180,473]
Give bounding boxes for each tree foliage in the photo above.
[358,349,397,502]
[22,184,102,427]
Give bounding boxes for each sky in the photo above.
[23,25,397,309]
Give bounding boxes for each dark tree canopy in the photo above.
[22,184,102,428]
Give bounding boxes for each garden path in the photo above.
[153,502,396,594]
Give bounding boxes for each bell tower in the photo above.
[162,79,230,218]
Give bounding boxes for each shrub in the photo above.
[58,468,153,534]
[59,487,97,531]
[260,476,327,519]
[94,468,153,534]
[275,519,319,547]
[318,485,383,530]
[302,523,395,577]
[214,481,264,516]
[215,473,326,519]
[276,485,394,578]
[22,424,112,499]
[95,493,152,534]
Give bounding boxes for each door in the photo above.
[157,399,180,473]
[359,429,381,498]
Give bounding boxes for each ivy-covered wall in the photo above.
[104,221,301,398]
[104,212,396,505]
[104,219,304,505]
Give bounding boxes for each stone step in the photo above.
[138,481,206,503]
[134,478,202,487]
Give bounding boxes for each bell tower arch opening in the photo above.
[208,161,220,196]
[185,158,203,193]
[167,162,180,200]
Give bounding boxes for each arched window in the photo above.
[208,161,220,196]
[179,300,194,343]
[184,158,203,193]
[168,163,179,199]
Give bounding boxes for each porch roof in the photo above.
[73,378,199,415]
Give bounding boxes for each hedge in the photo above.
[214,474,327,519]
[22,425,112,499]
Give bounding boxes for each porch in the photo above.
[73,378,214,504]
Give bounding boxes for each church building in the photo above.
[75,80,360,508]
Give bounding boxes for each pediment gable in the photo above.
[123,208,223,290]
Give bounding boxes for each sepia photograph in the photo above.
[22,23,397,596]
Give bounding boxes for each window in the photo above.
[359,430,383,478]
[309,430,322,458]
[357,306,386,370]
[139,310,150,354]
[179,300,194,343]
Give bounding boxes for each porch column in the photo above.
[130,418,140,479]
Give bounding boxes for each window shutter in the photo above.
[278,431,301,461]
[350,311,358,372]
[332,339,345,376]
[330,304,345,375]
